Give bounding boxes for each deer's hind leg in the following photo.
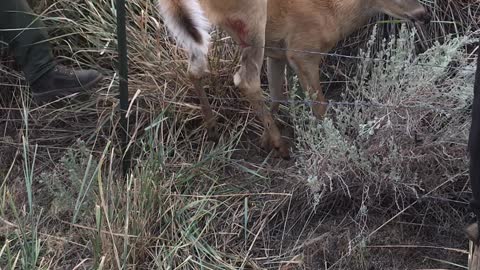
[222,3,290,159]
[187,50,219,142]
[236,48,289,159]
[286,52,327,118]
[267,57,287,115]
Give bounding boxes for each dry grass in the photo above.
[0,0,479,269]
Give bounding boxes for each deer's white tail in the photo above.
[157,0,210,59]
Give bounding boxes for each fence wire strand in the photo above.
[213,37,478,72]
[172,95,468,112]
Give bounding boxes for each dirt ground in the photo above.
[227,131,472,269]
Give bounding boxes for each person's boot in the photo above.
[30,65,102,104]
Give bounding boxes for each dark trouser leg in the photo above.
[0,0,55,84]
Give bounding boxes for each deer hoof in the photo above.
[261,131,290,160]
[466,222,479,243]
[207,126,220,143]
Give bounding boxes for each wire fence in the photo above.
[0,30,477,118]
[112,31,475,114]
[161,95,469,113]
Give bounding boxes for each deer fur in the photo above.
[157,0,430,159]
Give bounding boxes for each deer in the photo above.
[156,0,431,160]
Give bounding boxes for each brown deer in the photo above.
[157,0,430,159]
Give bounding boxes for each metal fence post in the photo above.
[115,0,131,177]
